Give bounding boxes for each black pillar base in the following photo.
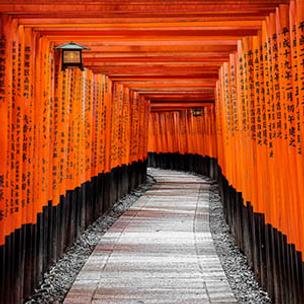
[148,152,304,304]
[0,159,147,304]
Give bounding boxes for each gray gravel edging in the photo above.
[208,182,272,304]
[24,169,272,304]
[25,176,155,304]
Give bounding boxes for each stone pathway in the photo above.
[64,169,237,304]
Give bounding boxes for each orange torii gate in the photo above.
[0,0,303,303]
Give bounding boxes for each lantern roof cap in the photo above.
[55,42,89,50]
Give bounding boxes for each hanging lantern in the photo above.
[192,108,202,117]
[55,42,89,71]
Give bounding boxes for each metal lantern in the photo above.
[192,108,202,117]
[55,42,89,71]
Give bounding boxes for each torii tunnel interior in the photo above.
[0,1,304,303]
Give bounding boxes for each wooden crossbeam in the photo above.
[0,1,288,15]
[0,0,289,104]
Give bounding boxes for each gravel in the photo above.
[25,175,155,304]
[208,182,272,304]
[24,169,272,304]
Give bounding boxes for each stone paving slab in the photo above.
[64,169,237,304]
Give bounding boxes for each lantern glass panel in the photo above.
[63,50,81,64]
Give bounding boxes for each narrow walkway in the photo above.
[64,169,237,304]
